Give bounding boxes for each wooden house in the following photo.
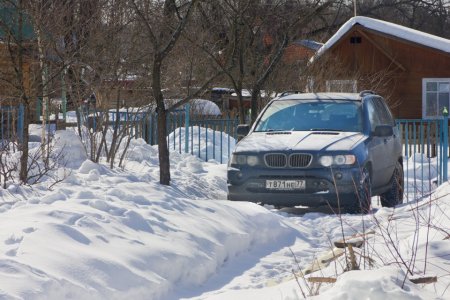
[282,39,322,64]
[0,4,37,119]
[308,16,450,119]
[212,39,321,114]
[0,42,33,107]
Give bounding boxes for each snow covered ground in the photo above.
[0,128,449,299]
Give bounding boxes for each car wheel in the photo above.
[380,161,404,208]
[355,167,371,214]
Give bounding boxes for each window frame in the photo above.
[422,78,450,119]
[325,79,358,93]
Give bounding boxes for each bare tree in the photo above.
[192,0,335,124]
[330,0,450,38]
[0,0,37,183]
[131,0,223,185]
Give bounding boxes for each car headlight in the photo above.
[319,155,356,166]
[319,156,333,167]
[247,155,259,166]
[230,154,259,166]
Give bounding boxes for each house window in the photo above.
[350,36,361,44]
[306,76,315,92]
[423,78,450,119]
[326,80,357,93]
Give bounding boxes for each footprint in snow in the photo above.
[5,249,17,257]
[23,227,36,234]
[4,235,23,245]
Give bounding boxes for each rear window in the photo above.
[254,100,363,132]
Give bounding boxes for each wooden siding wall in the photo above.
[0,43,33,107]
[325,27,450,119]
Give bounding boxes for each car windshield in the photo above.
[254,99,363,132]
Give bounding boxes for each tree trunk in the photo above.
[153,58,171,185]
[250,88,259,125]
[19,104,30,183]
[237,93,246,124]
[157,108,170,185]
[17,0,29,184]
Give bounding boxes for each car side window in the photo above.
[374,98,394,126]
[367,99,381,128]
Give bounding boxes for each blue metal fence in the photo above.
[78,106,239,164]
[396,118,448,200]
[144,109,239,163]
[0,104,24,144]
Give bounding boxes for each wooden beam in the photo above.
[410,276,437,284]
[356,28,406,72]
[307,277,337,283]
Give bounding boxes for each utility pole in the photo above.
[353,0,357,17]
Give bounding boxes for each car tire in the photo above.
[380,161,404,208]
[355,167,371,214]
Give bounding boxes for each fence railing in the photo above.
[396,118,448,200]
[78,105,239,164]
[3,102,449,202]
[0,104,24,144]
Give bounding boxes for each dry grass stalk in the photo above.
[307,277,337,283]
[409,276,437,284]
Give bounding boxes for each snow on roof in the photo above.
[190,98,221,115]
[312,16,450,62]
[163,98,221,115]
[275,92,362,101]
[293,39,323,51]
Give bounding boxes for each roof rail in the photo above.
[279,90,303,97]
[359,90,375,97]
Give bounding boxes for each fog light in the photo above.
[236,172,243,179]
[334,172,343,180]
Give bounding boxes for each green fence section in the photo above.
[396,118,448,200]
[0,104,24,144]
[78,106,240,164]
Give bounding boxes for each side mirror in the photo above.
[373,125,393,137]
[237,124,250,137]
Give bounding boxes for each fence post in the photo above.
[184,103,190,153]
[442,108,448,182]
[61,69,67,122]
[36,98,42,122]
[17,104,24,143]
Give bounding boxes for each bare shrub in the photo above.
[0,141,19,189]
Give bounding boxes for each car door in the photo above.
[375,98,398,178]
[366,98,393,188]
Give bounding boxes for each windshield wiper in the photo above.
[266,129,292,132]
[309,128,343,132]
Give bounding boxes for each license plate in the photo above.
[266,180,305,190]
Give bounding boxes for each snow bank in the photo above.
[312,267,434,300]
[1,124,449,299]
[168,126,236,163]
[404,154,439,200]
[53,130,87,169]
[0,130,297,300]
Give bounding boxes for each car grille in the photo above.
[264,154,287,167]
[289,153,312,168]
[264,153,312,168]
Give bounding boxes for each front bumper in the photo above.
[227,166,363,207]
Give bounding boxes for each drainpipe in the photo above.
[442,106,448,182]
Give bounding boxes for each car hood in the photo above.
[235,131,366,153]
